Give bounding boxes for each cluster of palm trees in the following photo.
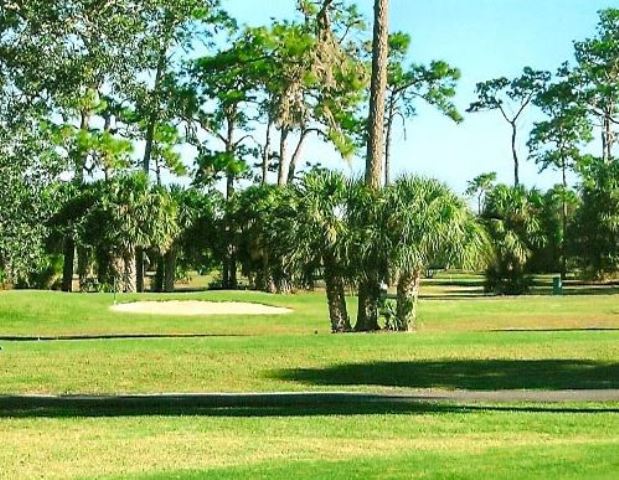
[52,173,220,294]
[231,169,485,332]
[49,168,485,333]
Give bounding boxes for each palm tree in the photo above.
[80,173,179,293]
[233,184,295,293]
[384,177,487,331]
[346,180,390,332]
[482,185,546,295]
[291,170,352,332]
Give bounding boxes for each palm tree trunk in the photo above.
[153,255,164,292]
[163,247,176,292]
[395,270,421,332]
[123,245,137,293]
[110,253,125,293]
[355,277,381,332]
[365,0,389,189]
[61,237,75,292]
[77,246,90,292]
[136,248,145,292]
[324,262,351,333]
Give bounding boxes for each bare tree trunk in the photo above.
[603,113,614,162]
[223,110,238,290]
[287,129,310,183]
[61,238,75,292]
[164,247,176,292]
[365,0,389,189]
[384,94,396,186]
[277,127,290,186]
[123,245,137,293]
[511,121,519,186]
[395,270,421,332]
[561,160,568,280]
[262,117,273,185]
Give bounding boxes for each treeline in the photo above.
[465,8,619,291]
[0,2,618,331]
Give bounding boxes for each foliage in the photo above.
[482,185,546,294]
[572,157,619,279]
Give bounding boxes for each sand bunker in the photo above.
[110,301,292,316]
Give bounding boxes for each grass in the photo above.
[1,403,618,479]
[1,280,619,478]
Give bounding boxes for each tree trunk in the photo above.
[276,275,292,295]
[96,248,111,287]
[222,111,238,290]
[561,161,568,280]
[123,245,137,293]
[324,261,351,333]
[262,117,273,185]
[365,0,389,189]
[163,247,176,292]
[136,247,145,293]
[384,94,396,186]
[61,237,75,292]
[110,254,125,293]
[395,270,421,332]
[77,246,91,292]
[153,255,164,292]
[511,121,519,187]
[355,277,381,332]
[277,127,290,186]
[287,129,310,183]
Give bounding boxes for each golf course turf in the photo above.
[1,282,618,479]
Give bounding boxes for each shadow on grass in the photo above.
[274,360,619,391]
[0,333,248,342]
[492,328,619,333]
[1,394,617,419]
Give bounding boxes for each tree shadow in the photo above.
[0,333,248,342]
[1,393,617,419]
[274,360,619,391]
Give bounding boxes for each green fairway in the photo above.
[1,403,618,479]
[1,289,618,479]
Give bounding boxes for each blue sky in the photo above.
[224,0,617,193]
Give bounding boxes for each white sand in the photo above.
[110,301,292,316]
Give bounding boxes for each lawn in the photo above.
[1,285,618,479]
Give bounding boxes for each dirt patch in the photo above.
[110,301,292,316]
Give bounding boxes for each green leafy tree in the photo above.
[466,172,497,215]
[528,78,592,277]
[572,157,619,279]
[468,68,551,186]
[572,8,619,162]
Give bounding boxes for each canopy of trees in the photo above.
[2,2,619,331]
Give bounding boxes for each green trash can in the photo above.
[552,276,563,296]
